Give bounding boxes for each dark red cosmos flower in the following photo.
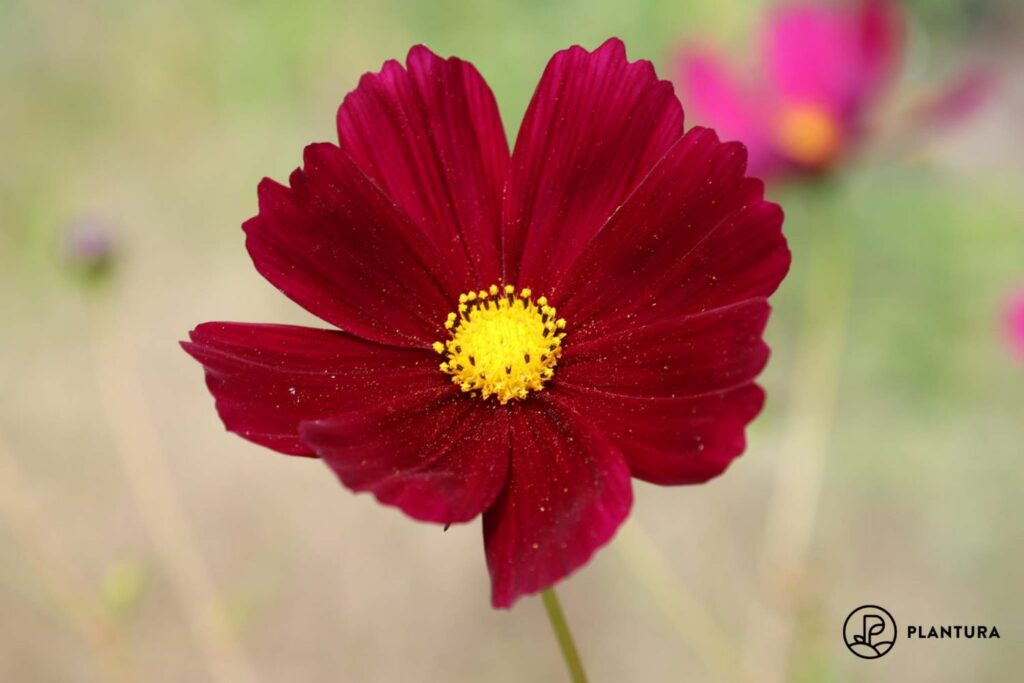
[182,39,790,608]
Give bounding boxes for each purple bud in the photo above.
[63,215,117,277]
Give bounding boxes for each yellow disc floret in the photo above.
[434,285,566,404]
[775,102,844,168]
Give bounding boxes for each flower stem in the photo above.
[541,588,587,683]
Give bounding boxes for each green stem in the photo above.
[541,588,587,683]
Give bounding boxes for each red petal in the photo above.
[300,392,510,525]
[338,46,510,285]
[245,143,460,347]
[182,322,443,455]
[556,128,789,341]
[556,299,771,399]
[550,383,765,485]
[503,38,685,291]
[484,400,632,608]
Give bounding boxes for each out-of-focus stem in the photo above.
[741,226,852,683]
[615,520,754,683]
[88,301,258,683]
[540,587,587,683]
[0,431,130,681]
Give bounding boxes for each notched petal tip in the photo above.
[405,43,436,58]
[686,125,752,170]
[553,38,615,61]
[179,338,196,357]
[336,38,508,287]
[722,139,750,172]
[598,36,626,51]
[405,43,450,67]
[744,297,774,339]
[508,35,685,290]
[553,37,668,87]
[301,141,351,172]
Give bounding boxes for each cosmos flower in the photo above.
[1004,289,1024,361]
[182,39,790,608]
[676,0,903,177]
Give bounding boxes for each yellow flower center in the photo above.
[775,102,844,168]
[433,284,566,404]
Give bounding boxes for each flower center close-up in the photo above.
[433,284,566,404]
[775,102,844,167]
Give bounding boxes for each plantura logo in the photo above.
[908,624,1001,639]
[843,604,1002,660]
[843,605,897,659]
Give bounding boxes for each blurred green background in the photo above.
[1,0,1022,681]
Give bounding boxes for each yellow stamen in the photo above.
[775,102,843,168]
[434,285,566,404]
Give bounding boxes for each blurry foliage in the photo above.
[904,0,997,27]
[101,561,146,619]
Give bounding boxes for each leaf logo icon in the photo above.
[844,605,897,659]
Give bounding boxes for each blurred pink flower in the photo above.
[911,67,997,128]
[676,0,903,177]
[1005,289,1024,361]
